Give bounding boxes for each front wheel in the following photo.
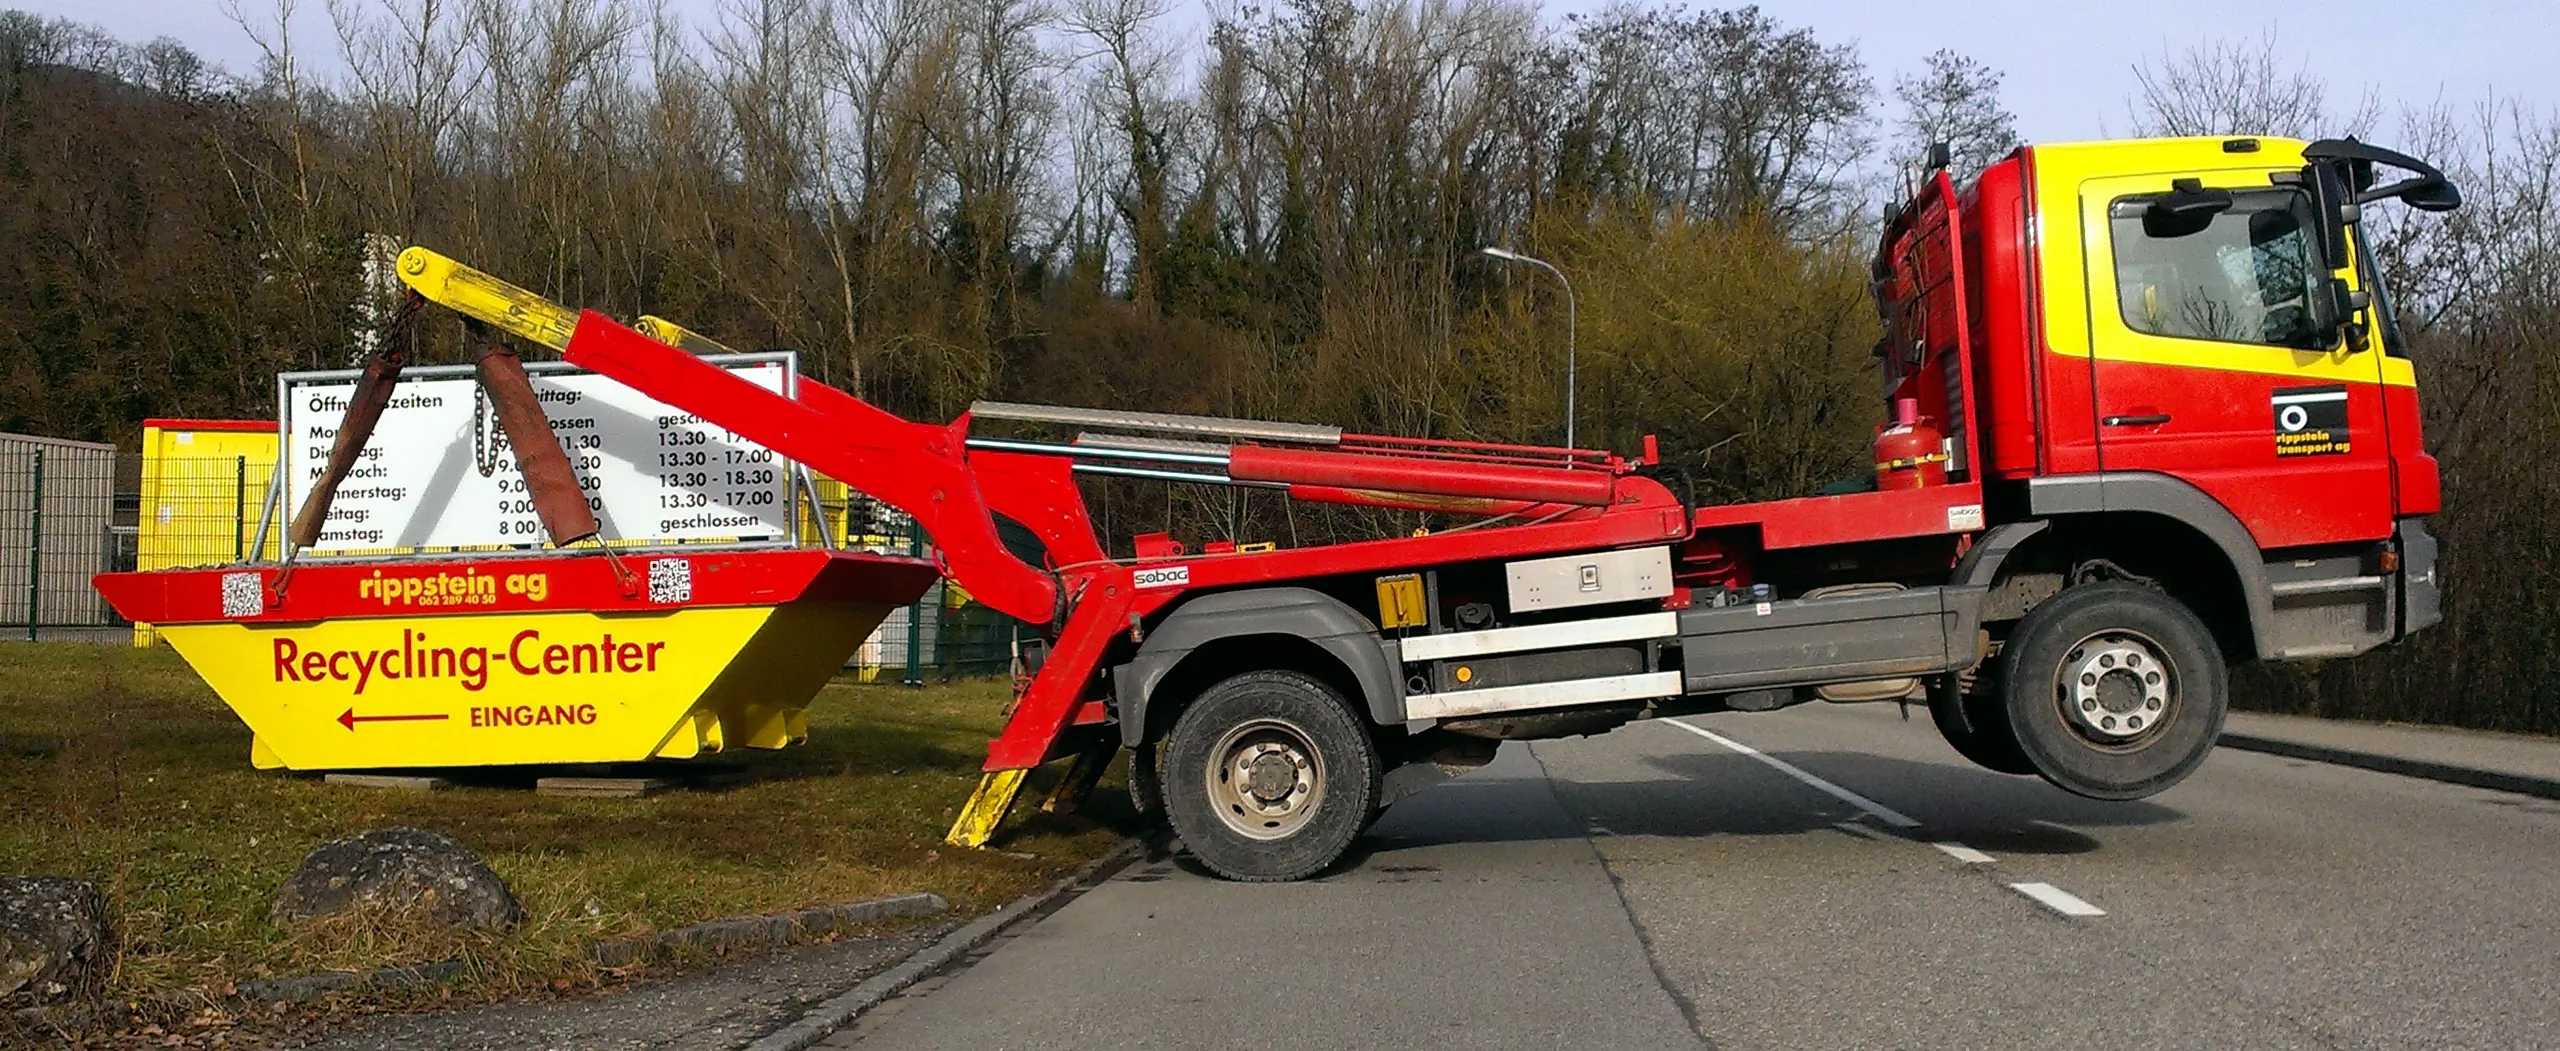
[1999,582,2228,800]
[1163,671,1379,882]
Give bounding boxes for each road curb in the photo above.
[744,838,1151,1051]
[2219,733,2560,802]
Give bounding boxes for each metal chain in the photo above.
[472,386,504,477]
[351,288,429,366]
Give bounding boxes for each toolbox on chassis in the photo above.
[93,135,2457,882]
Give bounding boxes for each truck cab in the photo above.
[1895,135,2447,659]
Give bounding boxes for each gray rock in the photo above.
[272,828,522,932]
[0,876,110,1002]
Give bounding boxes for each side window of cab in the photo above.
[2107,188,2331,350]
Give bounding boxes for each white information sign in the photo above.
[280,355,795,552]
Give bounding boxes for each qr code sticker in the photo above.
[648,558,693,604]
[220,572,263,618]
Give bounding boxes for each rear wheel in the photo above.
[1999,582,2227,800]
[1927,671,2036,775]
[1163,670,1379,882]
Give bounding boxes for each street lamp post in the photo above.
[1478,246,1578,455]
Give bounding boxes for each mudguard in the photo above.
[1110,587,1402,747]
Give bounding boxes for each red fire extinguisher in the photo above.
[1873,397,1948,490]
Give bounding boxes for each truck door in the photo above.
[2078,173,2395,548]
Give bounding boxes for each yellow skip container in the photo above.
[94,549,938,770]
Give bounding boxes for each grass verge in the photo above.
[0,641,1126,1044]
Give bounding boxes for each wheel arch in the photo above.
[1111,587,1402,748]
[2017,473,2273,661]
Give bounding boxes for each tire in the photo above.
[1126,740,1167,829]
[1163,670,1380,882]
[1998,582,2227,800]
[1926,673,2037,775]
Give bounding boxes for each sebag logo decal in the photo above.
[1133,565,1190,589]
[2271,385,2349,457]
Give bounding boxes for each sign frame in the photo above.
[269,352,805,560]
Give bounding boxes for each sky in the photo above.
[10,0,2552,144]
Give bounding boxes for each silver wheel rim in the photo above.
[1204,717,1326,841]
[2058,630,2175,745]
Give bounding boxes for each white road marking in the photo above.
[1659,720,2113,915]
[1933,842,1995,864]
[2010,882,2106,917]
[1662,718,1920,829]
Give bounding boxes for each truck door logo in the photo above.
[2271,386,2349,457]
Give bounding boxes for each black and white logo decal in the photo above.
[1133,565,1190,589]
[2271,385,2349,457]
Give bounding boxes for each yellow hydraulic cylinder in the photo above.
[394,246,582,351]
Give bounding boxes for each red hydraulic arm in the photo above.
[961,450,1110,569]
[1227,445,1619,507]
[561,310,1063,624]
[798,378,1108,569]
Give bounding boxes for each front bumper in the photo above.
[2397,517,2442,637]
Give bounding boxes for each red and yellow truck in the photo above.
[96,135,2457,881]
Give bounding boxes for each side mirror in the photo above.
[2401,180,2462,212]
[2306,137,2466,216]
[2304,163,2354,271]
[2144,178,2233,238]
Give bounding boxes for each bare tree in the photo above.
[327,0,475,251]
[708,0,831,346]
[1557,5,1869,230]
[808,0,963,394]
[2129,29,2372,138]
[1895,48,2016,180]
[220,0,355,368]
[1067,0,1177,310]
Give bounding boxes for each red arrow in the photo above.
[338,707,451,731]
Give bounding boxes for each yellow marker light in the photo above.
[1374,573,1426,629]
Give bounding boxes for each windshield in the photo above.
[2108,188,2329,350]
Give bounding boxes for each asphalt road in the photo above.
[827,704,2560,1051]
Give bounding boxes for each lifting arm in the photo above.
[560,310,1062,624]
[390,245,1638,628]
[394,247,1063,624]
